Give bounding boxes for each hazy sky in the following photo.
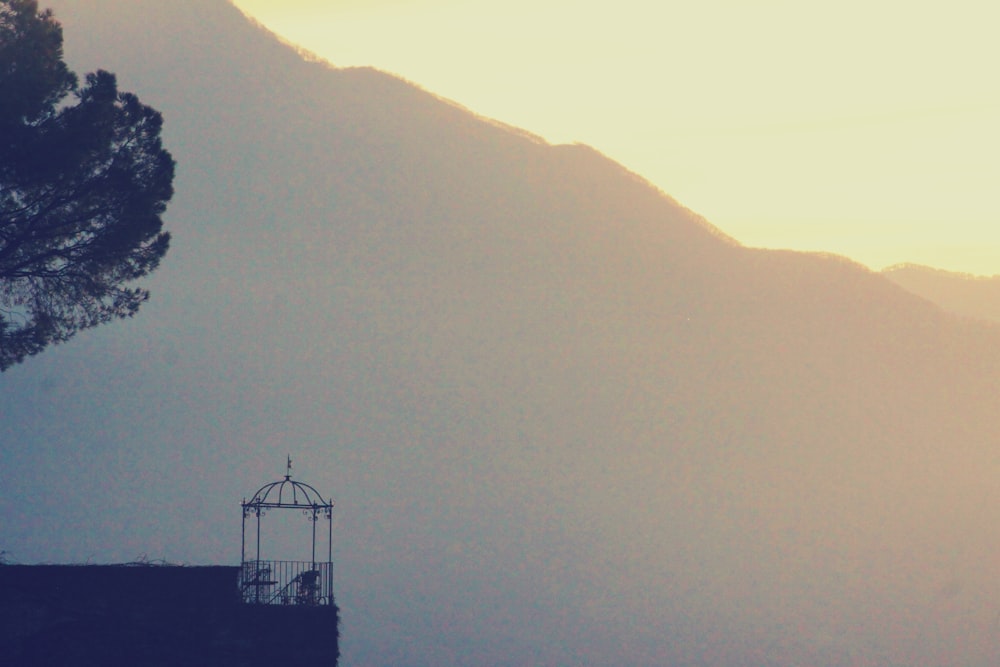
[229,0,1000,275]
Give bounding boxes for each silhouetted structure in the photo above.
[240,457,335,606]
[0,461,339,665]
[0,564,339,666]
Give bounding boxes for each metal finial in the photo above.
[286,454,293,480]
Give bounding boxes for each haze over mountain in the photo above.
[3,1,999,665]
[884,264,1000,324]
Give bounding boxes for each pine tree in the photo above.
[0,0,174,370]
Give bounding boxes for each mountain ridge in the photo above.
[883,263,1000,323]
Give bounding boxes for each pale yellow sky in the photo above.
[231,0,1000,275]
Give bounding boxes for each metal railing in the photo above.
[239,560,334,606]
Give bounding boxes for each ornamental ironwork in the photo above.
[240,456,334,605]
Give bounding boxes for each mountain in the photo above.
[884,263,1000,323]
[3,1,1000,665]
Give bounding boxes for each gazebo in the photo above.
[239,457,334,605]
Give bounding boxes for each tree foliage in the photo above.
[0,0,174,370]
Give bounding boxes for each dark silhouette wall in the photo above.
[0,565,339,666]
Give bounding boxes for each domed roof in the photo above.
[243,456,332,511]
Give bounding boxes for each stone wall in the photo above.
[0,564,339,666]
